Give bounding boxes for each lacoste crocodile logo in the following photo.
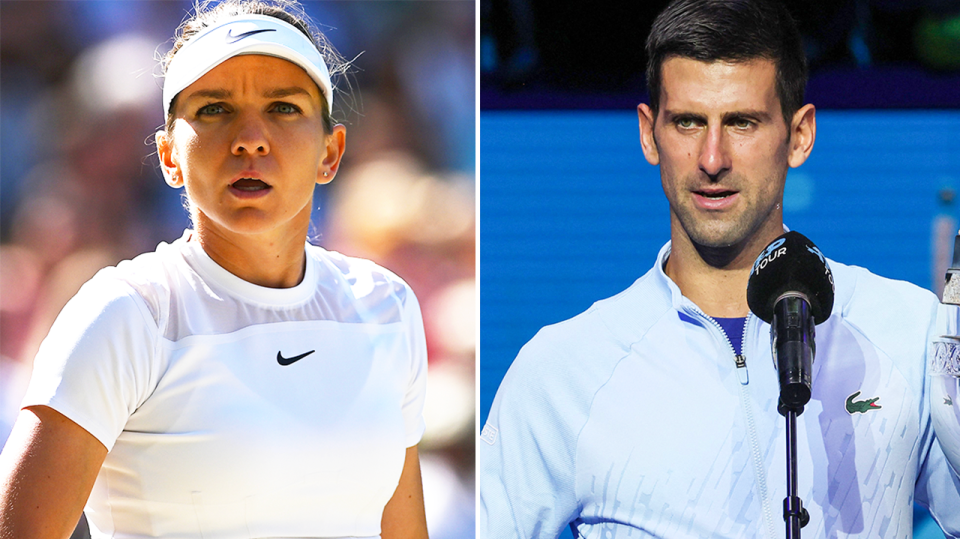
[845,391,881,414]
[277,349,315,366]
[946,395,954,406]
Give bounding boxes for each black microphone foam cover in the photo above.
[746,231,835,325]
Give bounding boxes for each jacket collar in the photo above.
[654,234,845,321]
[653,241,689,313]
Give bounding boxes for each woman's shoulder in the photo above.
[308,245,410,287]
[91,238,189,328]
[306,244,417,310]
[56,256,168,344]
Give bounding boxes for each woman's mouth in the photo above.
[229,178,272,199]
[232,178,270,191]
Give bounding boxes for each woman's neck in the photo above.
[191,217,309,289]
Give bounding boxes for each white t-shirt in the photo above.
[22,233,428,539]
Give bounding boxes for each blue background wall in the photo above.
[479,109,960,536]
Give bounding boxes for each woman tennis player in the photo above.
[0,1,429,538]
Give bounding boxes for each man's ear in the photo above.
[317,124,346,185]
[787,104,816,168]
[637,103,660,166]
[156,131,183,188]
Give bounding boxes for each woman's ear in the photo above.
[156,130,183,188]
[317,124,346,185]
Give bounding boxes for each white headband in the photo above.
[162,14,333,118]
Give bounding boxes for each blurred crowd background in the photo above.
[0,1,475,537]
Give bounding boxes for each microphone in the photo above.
[747,231,835,413]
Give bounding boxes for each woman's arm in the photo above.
[0,405,107,539]
[381,445,429,539]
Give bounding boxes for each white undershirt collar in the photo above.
[181,236,317,308]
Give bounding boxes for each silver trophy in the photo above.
[932,235,960,474]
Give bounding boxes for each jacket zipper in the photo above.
[689,309,777,539]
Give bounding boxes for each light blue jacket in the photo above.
[480,242,960,539]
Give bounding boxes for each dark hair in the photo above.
[645,0,807,126]
[160,0,348,134]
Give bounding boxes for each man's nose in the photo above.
[698,124,731,181]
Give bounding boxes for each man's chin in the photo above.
[683,225,756,267]
[686,226,748,251]
[697,244,754,268]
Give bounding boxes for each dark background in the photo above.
[482,0,960,109]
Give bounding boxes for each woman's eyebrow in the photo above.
[184,88,231,101]
[264,86,313,99]
[182,87,315,101]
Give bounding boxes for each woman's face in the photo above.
[157,54,344,241]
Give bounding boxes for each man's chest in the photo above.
[571,326,921,538]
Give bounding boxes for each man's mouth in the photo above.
[231,178,271,191]
[695,189,737,200]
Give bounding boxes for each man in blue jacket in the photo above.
[478,0,960,537]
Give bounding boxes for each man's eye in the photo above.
[734,118,753,128]
[677,118,695,128]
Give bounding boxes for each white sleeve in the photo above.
[915,432,960,537]
[20,272,159,451]
[401,286,428,448]
[478,337,582,539]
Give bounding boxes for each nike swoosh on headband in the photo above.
[162,15,333,117]
[225,28,276,44]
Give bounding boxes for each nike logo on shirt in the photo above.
[226,28,276,44]
[277,350,315,366]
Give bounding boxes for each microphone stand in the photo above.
[779,402,809,538]
[773,295,813,538]
[748,232,835,538]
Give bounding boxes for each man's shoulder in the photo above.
[831,258,938,315]
[488,262,679,438]
[829,259,938,363]
[512,266,674,377]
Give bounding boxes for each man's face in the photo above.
[639,57,808,255]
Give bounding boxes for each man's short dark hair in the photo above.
[645,0,807,126]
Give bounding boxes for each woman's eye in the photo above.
[273,103,300,114]
[198,103,226,116]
